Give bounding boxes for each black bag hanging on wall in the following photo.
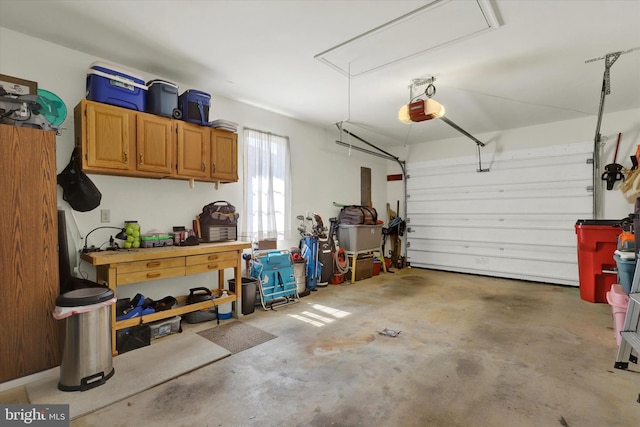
[57,147,102,212]
[338,205,377,225]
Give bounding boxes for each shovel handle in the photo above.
[613,132,622,163]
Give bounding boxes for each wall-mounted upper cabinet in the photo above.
[175,120,210,179]
[74,100,238,183]
[76,100,135,173]
[211,129,238,182]
[137,113,173,175]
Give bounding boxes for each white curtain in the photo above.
[243,128,291,242]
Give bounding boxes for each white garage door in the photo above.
[406,142,593,286]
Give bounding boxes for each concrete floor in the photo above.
[4,268,640,426]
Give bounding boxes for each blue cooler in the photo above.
[146,79,181,118]
[86,62,147,111]
[178,89,210,125]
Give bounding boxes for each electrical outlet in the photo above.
[100,209,110,223]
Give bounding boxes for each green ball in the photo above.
[132,241,140,248]
[123,241,132,249]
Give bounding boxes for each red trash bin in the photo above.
[575,220,621,303]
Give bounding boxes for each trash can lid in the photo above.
[56,287,115,307]
[575,219,621,226]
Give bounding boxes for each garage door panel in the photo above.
[407,239,577,263]
[407,196,589,215]
[408,225,575,246]
[408,245,578,285]
[406,142,592,286]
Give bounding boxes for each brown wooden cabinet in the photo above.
[0,124,63,383]
[211,129,238,182]
[175,120,210,179]
[77,100,135,173]
[75,100,238,183]
[137,113,173,175]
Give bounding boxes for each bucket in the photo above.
[606,284,629,346]
[373,259,381,276]
[614,253,636,294]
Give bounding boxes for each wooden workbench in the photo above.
[82,241,251,355]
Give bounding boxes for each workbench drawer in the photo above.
[117,257,186,285]
[186,251,237,266]
[186,258,237,275]
[118,266,186,285]
[117,257,185,274]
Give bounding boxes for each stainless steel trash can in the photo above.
[56,287,115,391]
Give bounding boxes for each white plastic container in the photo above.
[218,290,232,320]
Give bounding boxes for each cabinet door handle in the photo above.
[207,255,218,261]
[207,263,219,270]
[146,272,161,278]
[201,162,205,172]
[139,153,144,165]
[146,261,161,268]
[212,163,216,173]
[123,152,128,164]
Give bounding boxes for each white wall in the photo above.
[0,28,388,299]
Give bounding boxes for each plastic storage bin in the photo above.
[146,79,180,118]
[178,89,211,125]
[614,253,636,294]
[229,277,258,315]
[575,219,621,303]
[149,316,181,340]
[55,287,116,391]
[337,224,383,252]
[86,62,147,111]
[606,284,629,346]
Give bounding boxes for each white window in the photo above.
[243,128,291,241]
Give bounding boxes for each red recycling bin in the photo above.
[575,220,621,303]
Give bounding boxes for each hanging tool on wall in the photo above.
[601,132,624,190]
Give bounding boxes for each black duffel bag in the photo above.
[338,205,377,225]
[200,201,239,227]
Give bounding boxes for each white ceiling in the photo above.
[1,0,639,148]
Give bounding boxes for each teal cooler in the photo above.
[614,253,636,294]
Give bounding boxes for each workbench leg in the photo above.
[351,253,357,284]
[97,265,118,357]
[379,247,387,273]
